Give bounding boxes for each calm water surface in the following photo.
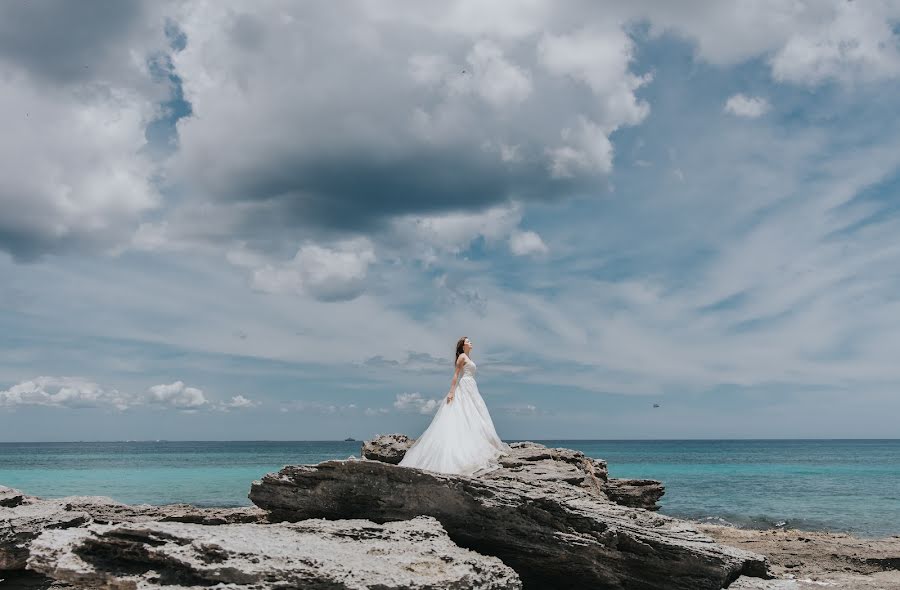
[1,439,898,537]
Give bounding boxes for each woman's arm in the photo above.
[447,355,465,403]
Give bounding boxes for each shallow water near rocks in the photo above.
[1,439,898,537]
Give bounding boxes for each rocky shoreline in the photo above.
[700,525,900,589]
[1,435,897,589]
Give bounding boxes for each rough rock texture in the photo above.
[362,436,665,512]
[701,525,900,590]
[0,570,83,589]
[742,574,900,589]
[488,442,610,484]
[1,485,29,508]
[28,517,522,590]
[0,487,265,571]
[361,433,415,464]
[59,498,267,526]
[0,493,91,570]
[604,478,666,510]
[249,459,769,590]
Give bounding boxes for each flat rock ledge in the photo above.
[250,458,769,590]
[0,486,266,572]
[27,517,521,590]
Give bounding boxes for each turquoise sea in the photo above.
[1,439,898,538]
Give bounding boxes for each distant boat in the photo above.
[344,437,356,442]
[653,404,660,408]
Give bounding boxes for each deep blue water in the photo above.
[1,439,898,537]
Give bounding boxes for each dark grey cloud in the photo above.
[165,3,650,245]
[0,0,171,261]
[216,150,588,237]
[0,1,149,85]
[4,1,894,262]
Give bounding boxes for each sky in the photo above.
[2,1,900,441]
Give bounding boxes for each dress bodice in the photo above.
[461,358,477,379]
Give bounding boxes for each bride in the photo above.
[399,336,510,475]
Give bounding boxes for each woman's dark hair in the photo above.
[455,336,468,364]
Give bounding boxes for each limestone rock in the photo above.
[486,442,613,500]
[604,478,666,509]
[249,459,769,590]
[499,442,609,481]
[729,573,900,589]
[0,486,30,508]
[61,497,267,526]
[0,497,90,570]
[362,435,663,511]
[361,433,415,464]
[0,570,83,589]
[700,524,900,590]
[28,517,522,590]
[0,490,265,571]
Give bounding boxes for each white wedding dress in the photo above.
[399,357,510,475]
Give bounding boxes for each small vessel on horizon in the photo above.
[344,437,356,442]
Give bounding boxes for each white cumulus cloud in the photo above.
[163,2,651,255]
[770,1,900,85]
[547,116,616,178]
[217,394,260,411]
[538,26,651,126]
[390,204,524,263]
[144,381,208,411]
[229,238,376,302]
[0,376,259,414]
[0,74,160,260]
[634,0,900,85]
[462,40,533,108]
[393,392,440,415]
[724,94,770,118]
[509,230,549,257]
[0,377,130,411]
[0,2,171,260]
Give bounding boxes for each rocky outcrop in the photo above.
[3,487,519,589]
[59,497,267,526]
[0,485,29,508]
[1,490,92,571]
[28,517,521,590]
[361,433,415,464]
[249,458,769,590]
[604,478,666,509]
[0,570,81,589]
[700,524,900,590]
[362,436,664,512]
[488,441,615,499]
[728,573,900,589]
[0,487,265,571]
[5,437,777,589]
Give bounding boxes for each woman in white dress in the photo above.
[399,336,510,475]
